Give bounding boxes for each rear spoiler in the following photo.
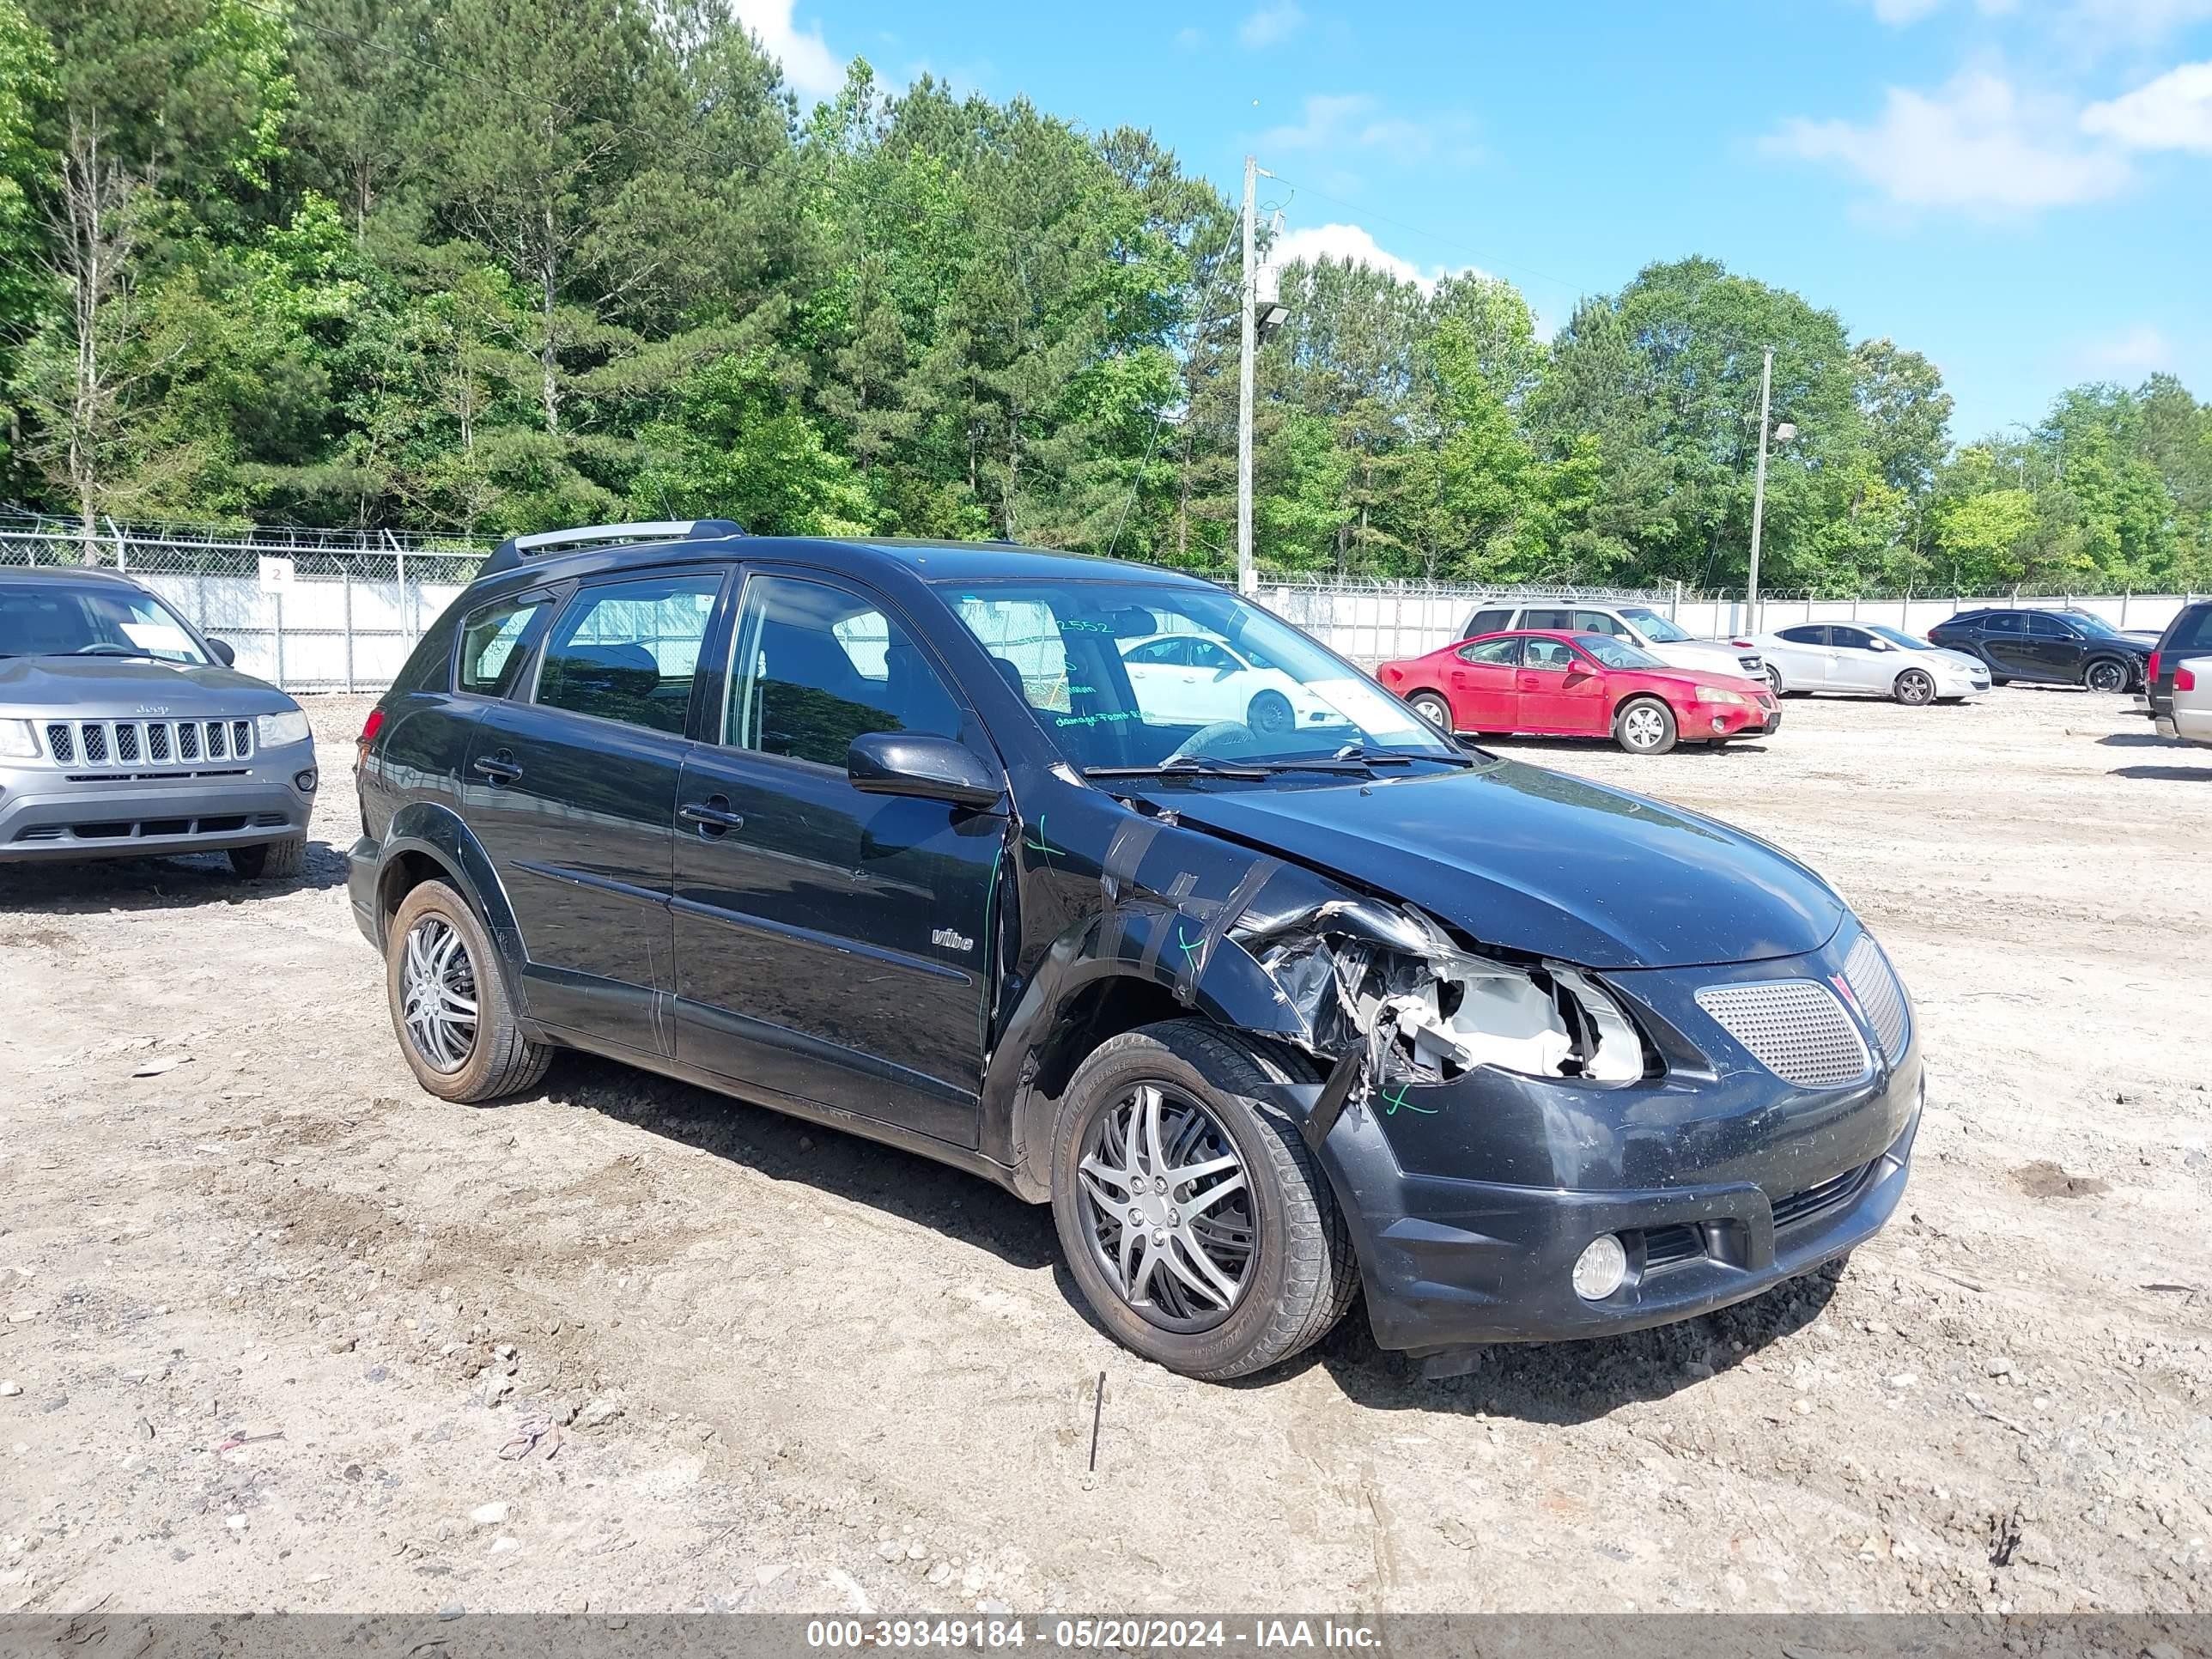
[477,519,745,578]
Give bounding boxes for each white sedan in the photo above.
[1753,623,1990,705]
[1117,633,1349,738]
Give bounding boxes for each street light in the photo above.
[1745,349,1796,631]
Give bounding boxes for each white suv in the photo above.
[1460,601,1765,684]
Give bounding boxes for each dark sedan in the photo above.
[1925,607,2150,692]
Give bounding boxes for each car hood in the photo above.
[1148,758,1844,970]
[0,655,289,716]
[1653,639,1754,671]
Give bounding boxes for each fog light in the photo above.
[294,769,318,793]
[1571,1234,1629,1301]
[1710,714,1727,732]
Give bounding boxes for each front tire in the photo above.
[1614,696,1678,755]
[1765,665,1784,699]
[2084,656,2130,693]
[1407,690,1454,732]
[386,879,551,1103]
[1893,667,1936,706]
[1050,1021,1357,1381]
[228,836,306,879]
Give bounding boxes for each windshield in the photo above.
[1580,635,1663,671]
[941,579,1455,772]
[1620,606,1692,644]
[0,580,210,665]
[2063,610,2128,639]
[1867,625,1936,651]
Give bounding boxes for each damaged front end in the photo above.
[1231,894,1648,1113]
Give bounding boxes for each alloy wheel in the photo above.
[1621,702,1668,750]
[1074,1082,1255,1334]
[2087,659,2127,693]
[400,915,479,1073]
[1765,666,1784,699]
[1897,669,1935,706]
[1249,691,1293,736]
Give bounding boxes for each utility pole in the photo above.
[1236,154,1258,597]
[1745,345,1774,633]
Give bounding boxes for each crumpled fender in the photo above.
[978,796,1370,1198]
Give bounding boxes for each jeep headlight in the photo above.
[255,708,312,749]
[0,719,38,759]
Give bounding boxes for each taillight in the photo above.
[356,706,386,771]
[1729,638,1753,648]
[2148,649,2162,684]
[2178,665,2197,693]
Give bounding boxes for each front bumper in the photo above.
[1308,938,1921,1353]
[0,743,316,862]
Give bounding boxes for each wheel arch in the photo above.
[372,801,529,1010]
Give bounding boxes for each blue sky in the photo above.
[734,0,2212,442]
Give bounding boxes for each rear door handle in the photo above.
[471,754,522,784]
[679,797,744,836]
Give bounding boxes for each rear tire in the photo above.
[1613,696,1678,755]
[1248,690,1293,736]
[386,879,551,1103]
[1893,667,1936,706]
[1050,1021,1357,1381]
[1407,690,1454,732]
[228,836,306,879]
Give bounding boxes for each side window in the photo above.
[954,596,1071,712]
[457,595,548,696]
[1123,637,1185,666]
[726,574,963,765]
[1455,637,1521,667]
[2168,605,2212,653]
[1778,624,1827,646]
[1983,613,2027,636]
[1831,627,1874,650]
[1574,610,1626,636]
[1523,638,1577,672]
[2024,613,2072,639]
[1186,639,1237,672]
[1464,607,1514,638]
[535,574,720,734]
[1523,607,1575,631]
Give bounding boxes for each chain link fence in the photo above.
[3,514,2201,690]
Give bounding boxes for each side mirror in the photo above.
[848,732,1004,810]
[206,638,237,667]
[1868,639,1892,652]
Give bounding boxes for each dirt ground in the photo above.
[1,686,2207,1616]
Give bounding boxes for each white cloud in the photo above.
[1267,222,1493,295]
[1257,93,1472,165]
[2064,0,2212,40]
[731,0,845,102]
[1238,3,1304,48]
[1173,25,1206,49]
[2082,60,2212,151]
[1765,70,2132,213]
[2073,325,2176,374]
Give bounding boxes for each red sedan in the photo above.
[1376,629,1782,755]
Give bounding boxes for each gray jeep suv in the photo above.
[0,567,318,876]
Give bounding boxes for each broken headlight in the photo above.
[1237,898,1647,1089]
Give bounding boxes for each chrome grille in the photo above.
[1843,933,1909,1065]
[1694,980,1870,1087]
[33,719,255,772]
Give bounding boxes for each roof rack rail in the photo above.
[478,518,745,577]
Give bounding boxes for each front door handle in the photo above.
[679,796,744,836]
[471,753,522,785]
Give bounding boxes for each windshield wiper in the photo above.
[1268,742,1476,770]
[1084,756,1273,780]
